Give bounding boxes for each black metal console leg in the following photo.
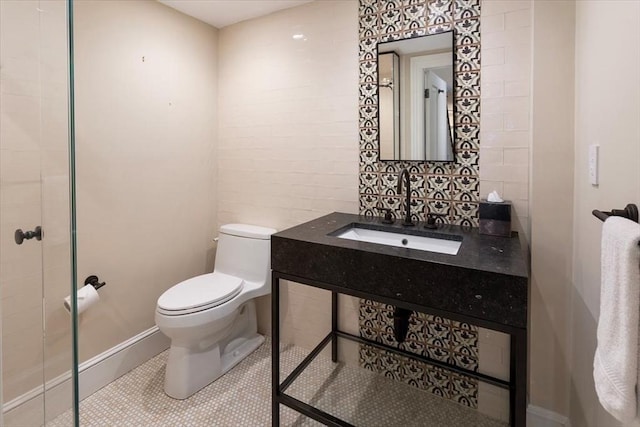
[510,328,527,426]
[331,292,338,363]
[272,273,280,427]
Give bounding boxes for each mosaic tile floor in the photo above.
[50,339,506,426]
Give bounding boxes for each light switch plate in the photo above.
[589,144,599,186]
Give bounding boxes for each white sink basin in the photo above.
[335,226,461,255]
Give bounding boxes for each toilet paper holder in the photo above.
[84,275,106,290]
[63,275,105,314]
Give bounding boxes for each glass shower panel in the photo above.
[0,0,77,425]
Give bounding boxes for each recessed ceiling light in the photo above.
[292,34,305,41]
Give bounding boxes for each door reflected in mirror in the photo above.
[377,31,455,162]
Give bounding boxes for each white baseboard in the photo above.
[528,404,571,427]
[3,326,169,426]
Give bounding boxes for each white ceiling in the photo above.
[158,0,314,29]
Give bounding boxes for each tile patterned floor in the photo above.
[49,339,506,426]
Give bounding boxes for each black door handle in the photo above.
[15,226,42,245]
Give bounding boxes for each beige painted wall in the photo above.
[217,0,360,361]
[530,0,576,417]
[570,1,640,425]
[73,0,218,362]
[0,0,71,409]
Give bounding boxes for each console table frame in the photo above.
[271,271,527,427]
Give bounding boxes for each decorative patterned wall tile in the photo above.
[357,0,482,408]
[359,0,379,16]
[406,162,427,174]
[409,198,426,220]
[380,8,404,33]
[358,0,480,225]
[360,172,380,194]
[359,13,379,39]
[456,18,481,44]
[457,71,481,95]
[457,97,481,123]
[379,171,399,194]
[359,37,379,61]
[427,199,452,216]
[458,44,481,72]
[457,123,480,148]
[359,128,379,150]
[452,201,479,226]
[359,105,378,128]
[360,194,380,215]
[382,0,404,11]
[379,161,403,174]
[404,4,427,30]
[454,150,480,175]
[359,82,377,104]
[359,61,377,83]
[452,175,479,201]
[428,0,454,28]
[379,195,402,211]
[403,0,425,5]
[450,374,478,406]
[360,150,379,171]
[403,28,427,38]
[408,174,426,194]
[379,32,401,43]
[426,162,453,175]
[426,175,452,199]
[358,301,480,407]
[454,0,481,20]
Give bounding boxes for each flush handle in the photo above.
[14,226,42,245]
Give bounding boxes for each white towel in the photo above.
[594,216,640,422]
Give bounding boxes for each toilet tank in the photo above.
[214,224,277,286]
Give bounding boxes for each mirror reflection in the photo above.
[378,31,455,162]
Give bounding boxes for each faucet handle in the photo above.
[425,212,446,229]
[376,207,395,224]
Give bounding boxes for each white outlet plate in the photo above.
[589,144,599,186]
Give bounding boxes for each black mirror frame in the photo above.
[376,30,457,163]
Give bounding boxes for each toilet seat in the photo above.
[157,272,243,316]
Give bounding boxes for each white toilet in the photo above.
[155,223,277,399]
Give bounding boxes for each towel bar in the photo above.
[592,203,638,223]
[592,204,639,246]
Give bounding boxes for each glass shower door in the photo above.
[0,0,77,425]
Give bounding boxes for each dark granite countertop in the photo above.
[271,212,530,330]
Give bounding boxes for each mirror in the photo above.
[378,31,455,162]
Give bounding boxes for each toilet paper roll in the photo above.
[63,284,100,315]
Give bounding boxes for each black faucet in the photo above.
[396,168,414,226]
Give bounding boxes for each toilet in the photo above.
[155,223,277,399]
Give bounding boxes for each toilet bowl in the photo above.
[155,223,277,399]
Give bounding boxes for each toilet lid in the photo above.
[157,272,243,315]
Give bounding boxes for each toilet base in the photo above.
[162,300,264,400]
[221,333,265,377]
[164,333,264,399]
